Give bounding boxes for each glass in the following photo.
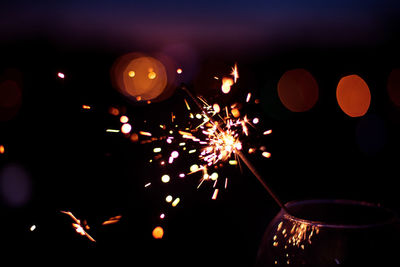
[256,199,400,266]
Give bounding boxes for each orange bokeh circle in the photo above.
[336,75,371,117]
[387,68,400,106]
[277,68,319,112]
[111,53,168,102]
[152,226,164,239]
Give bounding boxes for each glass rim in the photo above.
[282,199,398,229]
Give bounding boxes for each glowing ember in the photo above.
[102,215,122,225]
[171,197,180,207]
[212,189,219,200]
[231,63,239,83]
[61,211,95,242]
[152,226,164,239]
[165,195,173,203]
[161,174,170,183]
[120,115,129,123]
[121,123,132,134]
[221,77,234,94]
[57,72,65,79]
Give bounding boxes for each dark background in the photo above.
[1,1,400,265]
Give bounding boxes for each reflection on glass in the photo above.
[256,199,400,266]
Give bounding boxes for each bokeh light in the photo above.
[277,68,319,112]
[152,226,164,239]
[0,163,32,207]
[387,68,400,106]
[57,72,65,79]
[0,79,22,121]
[121,123,132,134]
[161,174,170,183]
[111,53,168,102]
[336,74,371,117]
[221,77,234,94]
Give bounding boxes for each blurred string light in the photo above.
[336,74,371,117]
[277,68,319,112]
[0,73,22,121]
[387,68,400,107]
[111,53,173,103]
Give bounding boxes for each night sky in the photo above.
[1,1,400,265]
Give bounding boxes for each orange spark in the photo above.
[82,105,91,110]
[60,211,95,242]
[263,129,272,135]
[212,189,219,200]
[221,77,234,94]
[152,226,164,239]
[139,131,152,136]
[102,215,122,225]
[262,152,271,158]
[246,92,251,103]
[231,63,239,83]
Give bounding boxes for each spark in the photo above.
[213,103,220,113]
[102,215,122,225]
[30,225,36,231]
[120,115,129,123]
[82,105,91,110]
[60,211,95,242]
[231,63,239,83]
[121,123,132,134]
[212,189,219,200]
[246,93,251,103]
[139,131,152,136]
[210,172,218,181]
[161,174,170,183]
[165,195,173,203]
[184,99,191,110]
[106,129,120,133]
[144,182,151,187]
[262,152,271,158]
[263,129,272,135]
[171,197,180,207]
[57,72,65,79]
[177,68,183,74]
[153,147,162,153]
[0,145,4,154]
[221,77,234,94]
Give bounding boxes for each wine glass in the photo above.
[256,199,400,266]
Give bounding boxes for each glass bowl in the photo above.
[256,199,400,266]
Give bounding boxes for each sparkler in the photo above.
[180,84,290,213]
